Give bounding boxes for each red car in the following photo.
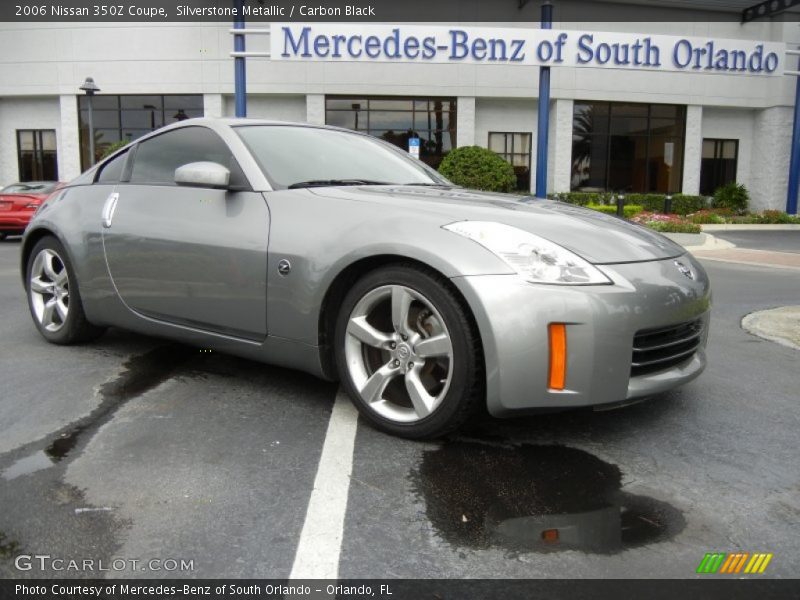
[0,181,63,240]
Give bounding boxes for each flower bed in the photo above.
[629,211,702,234]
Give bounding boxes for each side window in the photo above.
[96,150,129,184]
[129,126,247,187]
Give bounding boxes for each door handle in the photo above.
[101,193,119,228]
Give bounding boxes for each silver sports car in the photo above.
[21,119,711,438]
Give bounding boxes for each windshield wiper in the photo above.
[287,179,392,189]
[402,182,454,188]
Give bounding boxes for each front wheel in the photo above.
[334,264,483,439]
[26,236,105,344]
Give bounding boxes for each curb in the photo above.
[664,232,736,252]
[701,224,800,231]
[741,307,800,351]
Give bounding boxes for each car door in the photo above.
[101,125,269,340]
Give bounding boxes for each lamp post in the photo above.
[79,77,100,166]
[143,103,158,130]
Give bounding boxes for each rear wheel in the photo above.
[26,236,105,344]
[335,264,483,439]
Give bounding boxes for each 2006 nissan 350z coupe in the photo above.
[21,119,711,438]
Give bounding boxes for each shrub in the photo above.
[99,139,130,160]
[712,182,749,214]
[549,192,613,205]
[630,211,702,234]
[645,221,702,234]
[689,210,726,225]
[438,146,516,193]
[586,203,644,218]
[619,193,664,213]
[671,194,708,215]
[550,192,706,215]
[756,210,800,224]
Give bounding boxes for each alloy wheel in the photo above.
[344,284,454,423]
[29,248,70,333]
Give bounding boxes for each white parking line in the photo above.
[289,389,359,579]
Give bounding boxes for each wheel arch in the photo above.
[20,227,68,286]
[316,254,485,383]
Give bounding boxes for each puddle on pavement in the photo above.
[0,532,20,559]
[2,345,195,480]
[411,441,684,554]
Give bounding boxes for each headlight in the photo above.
[443,221,611,285]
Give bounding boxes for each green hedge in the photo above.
[549,192,708,215]
[645,221,702,234]
[586,203,644,218]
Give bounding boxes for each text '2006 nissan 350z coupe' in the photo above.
[20,119,711,439]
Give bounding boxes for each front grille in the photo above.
[631,319,704,377]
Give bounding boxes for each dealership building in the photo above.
[0,3,798,211]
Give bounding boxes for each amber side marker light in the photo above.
[548,323,567,391]
[541,529,560,543]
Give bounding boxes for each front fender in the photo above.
[263,190,513,345]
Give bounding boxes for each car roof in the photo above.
[154,117,357,137]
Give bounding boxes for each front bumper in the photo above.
[451,253,711,417]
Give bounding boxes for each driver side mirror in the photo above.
[175,161,231,189]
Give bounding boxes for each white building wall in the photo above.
[0,22,792,109]
[682,106,703,196]
[550,98,574,194]
[456,97,476,147]
[203,93,223,118]
[0,97,62,184]
[474,98,538,192]
[58,95,81,182]
[223,94,306,121]
[306,94,325,125]
[701,107,756,199]
[0,21,794,204]
[750,107,793,212]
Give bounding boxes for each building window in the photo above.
[78,95,203,170]
[17,130,58,181]
[571,102,685,193]
[488,132,532,191]
[700,139,738,196]
[325,96,456,169]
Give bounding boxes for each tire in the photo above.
[334,263,484,439]
[0,233,7,241]
[25,236,105,344]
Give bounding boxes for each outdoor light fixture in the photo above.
[79,77,100,166]
[143,103,158,129]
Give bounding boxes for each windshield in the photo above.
[235,125,448,189]
[1,182,57,194]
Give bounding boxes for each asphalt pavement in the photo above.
[0,234,798,579]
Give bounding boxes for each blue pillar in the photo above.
[787,51,800,215]
[535,2,553,199]
[233,0,247,118]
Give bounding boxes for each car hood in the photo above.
[306,185,686,264]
